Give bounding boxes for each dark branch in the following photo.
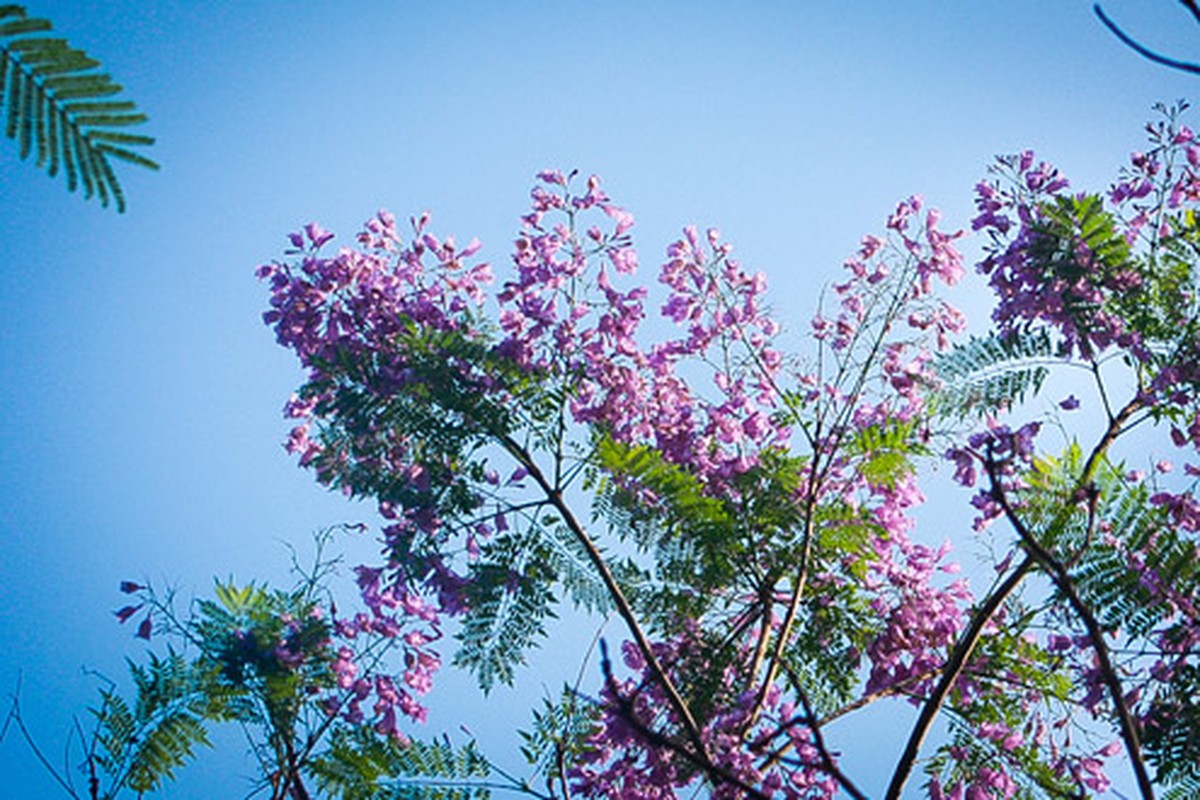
[793,681,869,800]
[599,642,770,800]
[1182,0,1200,28]
[1094,4,1200,75]
[983,459,1156,800]
[3,687,83,799]
[499,433,711,765]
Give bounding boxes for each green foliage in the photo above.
[1124,209,1198,344]
[925,618,1080,798]
[1012,440,1200,792]
[194,580,337,732]
[1143,663,1200,792]
[1024,192,1200,355]
[589,435,742,627]
[310,728,494,800]
[780,574,876,714]
[1019,443,1093,556]
[1029,194,1131,281]
[0,4,157,211]
[519,687,600,779]
[308,323,520,531]
[90,652,213,797]
[454,527,559,693]
[590,437,815,621]
[848,416,929,489]
[933,328,1055,419]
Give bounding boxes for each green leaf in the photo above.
[933,328,1055,419]
[454,529,559,693]
[311,729,494,800]
[1,4,155,210]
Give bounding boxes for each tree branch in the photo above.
[793,680,868,800]
[3,687,83,799]
[600,642,769,800]
[984,459,1155,800]
[1184,0,1200,28]
[887,395,1147,799]
[498,433,712,767]
[884,552,1035,800]
[1094,4,1200,75]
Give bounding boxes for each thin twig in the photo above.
[744,494,817,729]
[5,691,82,799]
[793,684,869,800]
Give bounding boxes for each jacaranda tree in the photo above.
[21,104,1200,799]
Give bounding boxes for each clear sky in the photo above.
[1,2,1197,797]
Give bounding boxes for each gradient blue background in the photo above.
[1,2,1196,797]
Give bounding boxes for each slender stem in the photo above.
[5,693,83,799]
[794,685,869,800]
[498,433,711,766]
[746,512,814,726]
[1081,396,1145,480]
[820,667,941,725]
[888,394,1143,799]
[741,585,776,704]
[1091,357,1115,421]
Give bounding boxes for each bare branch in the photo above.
[3,686,83,799]
[1095,4,1200,75]
[793,684,869,800]
[1181,0,1200,28]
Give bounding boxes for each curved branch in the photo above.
[792,681,869,800]
[1094,4,1200,75]
[600,642,767,800]
[887,394,1144,798]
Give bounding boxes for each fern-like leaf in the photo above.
[90,652,213,796]
[933,328,1056,419]
[311,728,493,800]
[0,5,157,211]
[454,528,559,693]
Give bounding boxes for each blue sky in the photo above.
[1,2,1197,797]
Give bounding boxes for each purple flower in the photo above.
[303,222,334,248]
